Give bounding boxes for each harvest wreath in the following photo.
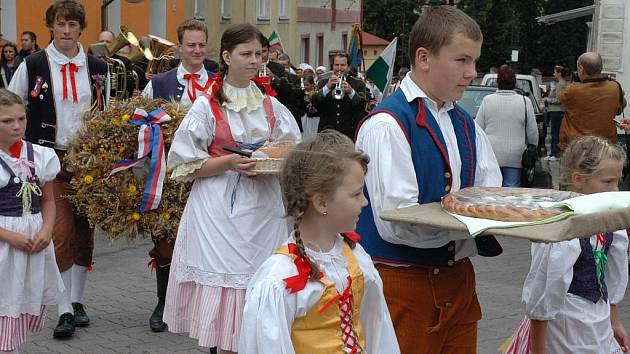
[64,97,189,241]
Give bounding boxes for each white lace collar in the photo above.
[222,80,264,113]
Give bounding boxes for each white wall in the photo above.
[1,0,17,43]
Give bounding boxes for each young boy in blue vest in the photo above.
[355,6,502,353]
[8,0,108,340]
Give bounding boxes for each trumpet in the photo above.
[259,63,267,77]
[333,72,346,100]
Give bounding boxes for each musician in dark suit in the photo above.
[312,52,368,138]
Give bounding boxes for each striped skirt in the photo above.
[0,306,47,352]
[163,278,245,352]
[500,316,531,354]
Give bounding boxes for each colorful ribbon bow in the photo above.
[251,76,277,97]
[283,243,317,294]
[109,108,171,213]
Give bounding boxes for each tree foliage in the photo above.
[362,0,593,75]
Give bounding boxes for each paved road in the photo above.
[19,230,630,354]
[20,153,630,353]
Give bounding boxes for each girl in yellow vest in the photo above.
[240,130,400,354]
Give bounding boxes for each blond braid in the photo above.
[292,211,321,280]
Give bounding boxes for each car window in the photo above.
[458,89,495,118]
[485,78,533,95]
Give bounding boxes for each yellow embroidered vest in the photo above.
[275,241,366,353]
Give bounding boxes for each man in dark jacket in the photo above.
[312,52,367,138]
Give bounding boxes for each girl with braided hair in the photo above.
[162,24,300,353]
[240,130,400,354]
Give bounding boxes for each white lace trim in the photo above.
[170,158,207,182]
[222,81,264,113]
[173,258,253,289]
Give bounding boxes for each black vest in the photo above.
[24,50,108,148]
[567,233,613,303]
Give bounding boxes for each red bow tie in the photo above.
[61,63,79,103]
[183,73,201,102]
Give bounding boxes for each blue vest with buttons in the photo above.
[355,89,477,267]
[151,68,215,101]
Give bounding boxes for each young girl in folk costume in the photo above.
[163,24,301,353]
[0,89,64,353]
[503,135,629,354]
[240,130,401,354]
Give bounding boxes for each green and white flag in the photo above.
[366,37,397,95]
[268,30,284,51]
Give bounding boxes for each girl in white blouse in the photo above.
[163,24,300,353]
[240,130,400,354]
[0,89,63,353]
[503,135,628,354]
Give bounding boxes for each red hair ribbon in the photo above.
[203,73,223,99]
[283,243,317,294]
[342,231,361,243]
[251,76,277,97]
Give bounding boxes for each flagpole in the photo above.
[359,26,366,73]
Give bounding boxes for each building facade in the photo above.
[0,0,186,51]
[296,0,361,70]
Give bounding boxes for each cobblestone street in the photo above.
[21,159,630,354]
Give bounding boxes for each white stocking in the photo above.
[71,265,88,303]
[58,269,73,316]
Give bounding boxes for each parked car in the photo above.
[457,85,496,119]
[458,85,544,122]
[481,73,544,115]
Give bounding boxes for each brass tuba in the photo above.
[145,35,175,74]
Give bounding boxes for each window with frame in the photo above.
[317,35,324,66]
[301,36,310,64]
[257,0,271,21]
[221,0,232,21]
[279,0,289,20]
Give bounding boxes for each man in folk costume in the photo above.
[355,6,503,353]
[8,0,108,339]
[141,18,215,333]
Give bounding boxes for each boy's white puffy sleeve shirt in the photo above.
[239,235,401,354]
[355,74,502,261]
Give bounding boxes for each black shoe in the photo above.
[475,235,503,257]
[72,302,90,327]
[149,265,169,332]
[53,312,75,339]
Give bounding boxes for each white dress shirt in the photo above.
[142,63,209,108]
[356,73,502,261]
[9,43,94,150]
